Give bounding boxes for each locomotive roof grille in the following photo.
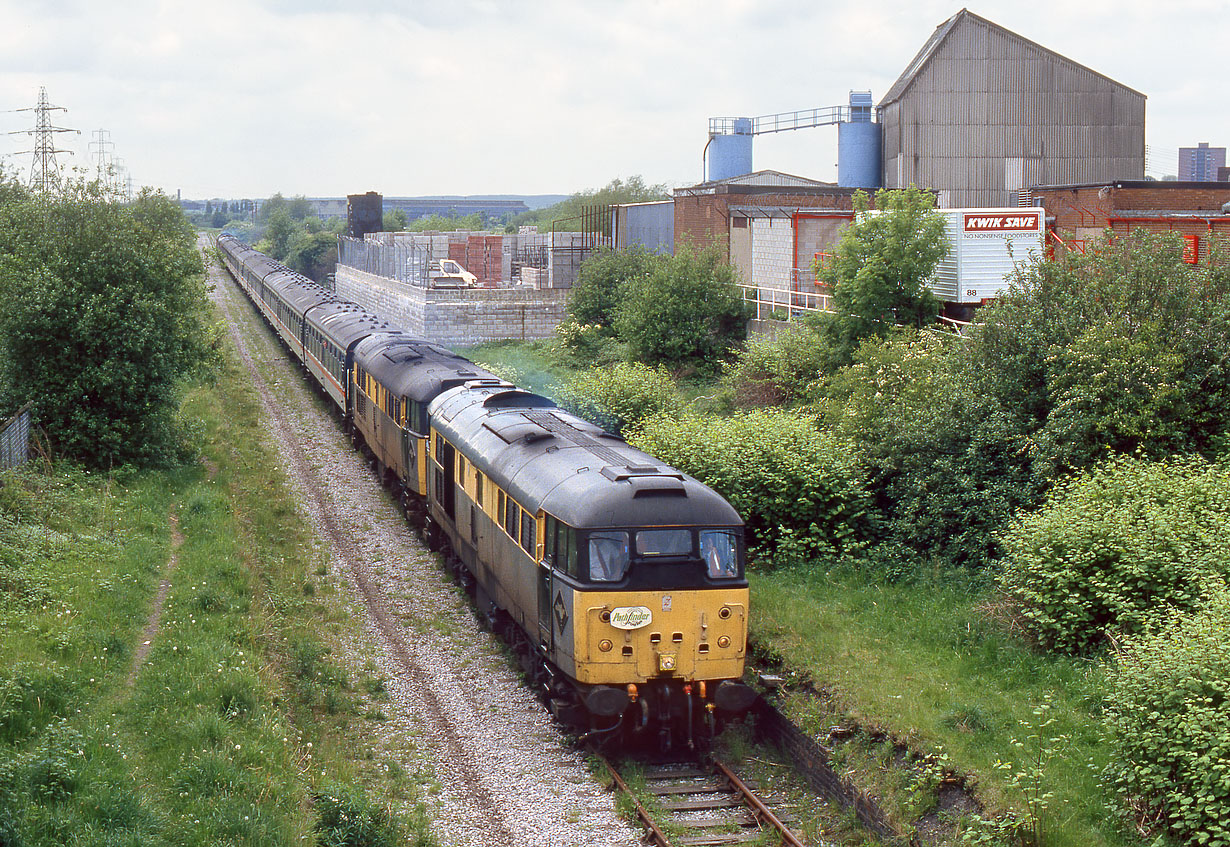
[520,411,629,466]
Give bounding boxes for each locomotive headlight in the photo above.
[718,606,732,620]
[658,653,676,672]
[717,635,731,648]
[598,639,613,652]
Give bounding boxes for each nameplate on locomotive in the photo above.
[609,606,652,630]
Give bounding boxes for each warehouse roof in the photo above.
[880,8,1144,108]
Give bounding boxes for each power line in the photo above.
[7,87,80,192]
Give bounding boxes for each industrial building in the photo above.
[1030,180,1230,263]
[878,9,1145,207]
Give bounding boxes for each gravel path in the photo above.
[202,239,640,847]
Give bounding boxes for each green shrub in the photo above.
[999,457,1230,654]
[614,246,751,374]
[1106,588,1230,846]
[555,362,683,435]
[818,330,1038,570]
[724,321,833,408]
[566,245,656,331]
[629,410,874,563]
[313,785,403,847]
[551,319,623,368]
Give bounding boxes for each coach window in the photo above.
[457,454,466,484]
[475,472,484,509]
[520,511,536,556]
[504,497,519,538]
[588,531,629,582]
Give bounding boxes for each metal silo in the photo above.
[838,91,882,189]
[709,118,754,181]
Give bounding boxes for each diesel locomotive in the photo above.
[216,235,756,747]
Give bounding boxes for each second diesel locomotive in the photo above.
[216,235,756,747]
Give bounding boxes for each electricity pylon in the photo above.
[7,87,79,192]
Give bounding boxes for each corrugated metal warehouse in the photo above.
[878,9,1145,208]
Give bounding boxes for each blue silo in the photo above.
[709,118,753,181]
[838,91,882,189]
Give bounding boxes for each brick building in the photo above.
[1030,180,1230,263]
[671,171,863,317]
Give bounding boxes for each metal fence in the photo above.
[337,236,437,287]
[0,404,32,470]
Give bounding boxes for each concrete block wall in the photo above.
[335,266,569,348]
[751,217,794,293]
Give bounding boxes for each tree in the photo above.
[0,179,214,467]
[262,208,296,260]
[506,175,670,233]
[817,187,948,365]
[286,230,338,284]
[614,246,751,373]
[568,246,656,330]
[383,209,407,231]
[967,230,1230,478]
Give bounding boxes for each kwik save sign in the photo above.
[962,211,1042,233]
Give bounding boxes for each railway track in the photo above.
[594,751,807,846]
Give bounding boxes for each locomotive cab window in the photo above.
[588,531,630,582]
[635,529,692,558]
[700,529,739,579]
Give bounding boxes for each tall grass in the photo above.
[0,336,431,844]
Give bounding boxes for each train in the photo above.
[215,235,757,748]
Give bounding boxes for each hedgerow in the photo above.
[554,361,683,436]
[1106,588,1230,846]
[998,456,1230,654]
[629,410,875,564]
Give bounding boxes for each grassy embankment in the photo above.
[0,337,434,843]
[463,339,1127,847]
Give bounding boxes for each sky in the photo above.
[0,0,1225,200]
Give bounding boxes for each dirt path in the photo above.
[126,511,183,688]
[201,237,638,847]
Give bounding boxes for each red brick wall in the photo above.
[1037,185,1230,233]
[673,191,858,261]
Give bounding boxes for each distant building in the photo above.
[878,9,1145,208]
[1179,143,1227,182]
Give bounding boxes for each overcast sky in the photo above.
[1,0,1224,200]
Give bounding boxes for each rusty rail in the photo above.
[593,751,672,847]
[713,758,806,847]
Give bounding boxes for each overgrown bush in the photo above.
[1106,588,1230,846]
[629,410,874,564]
[998,457,1230,655]
[614,246,751,375]
[566,245,656,331]
[969,231,1230,469]
[0,179,215,467]
[555,362,683,435]
[724,320,833,408]
[818,330,1038,570]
